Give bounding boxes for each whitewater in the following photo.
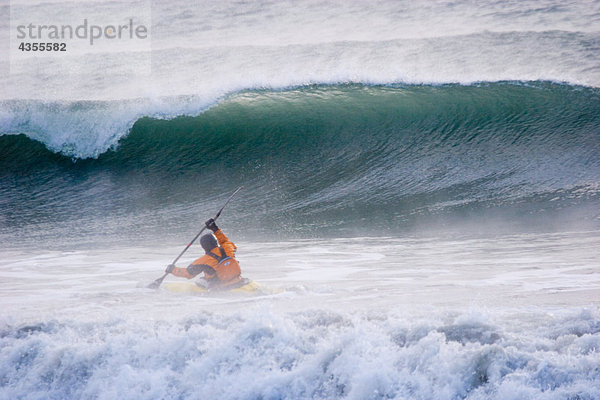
[1,0,600,399]
[2,233,600,400]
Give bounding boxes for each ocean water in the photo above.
[1,0,600,399]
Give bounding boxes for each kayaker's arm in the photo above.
[214,229,237,257]
[207,218,237,257]
[166,263,215,279]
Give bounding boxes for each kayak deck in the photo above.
[163,278,262,294]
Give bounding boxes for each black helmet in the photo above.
[200,234,217,252]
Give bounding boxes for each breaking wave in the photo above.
[1,82,599,242]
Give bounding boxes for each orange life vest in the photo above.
[206,247,241,284]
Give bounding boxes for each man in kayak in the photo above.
[164,218,242,289]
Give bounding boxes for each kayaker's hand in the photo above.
[165,264,176,274]
[205,218,219,232]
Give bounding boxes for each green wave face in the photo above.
[1,82,599,244]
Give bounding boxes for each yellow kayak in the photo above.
[163,278,262,295]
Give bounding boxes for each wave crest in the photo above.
[1,82,599,239]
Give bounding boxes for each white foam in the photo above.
[1,306,599,400]
[1,232,600,399]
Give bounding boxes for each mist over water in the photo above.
[1,0,600,399]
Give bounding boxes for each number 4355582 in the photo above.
[18,42,66,51]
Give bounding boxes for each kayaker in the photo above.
[164,218,242,289]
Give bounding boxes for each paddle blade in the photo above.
[147,273,167,289]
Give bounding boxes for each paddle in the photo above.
[147,186,243,289]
